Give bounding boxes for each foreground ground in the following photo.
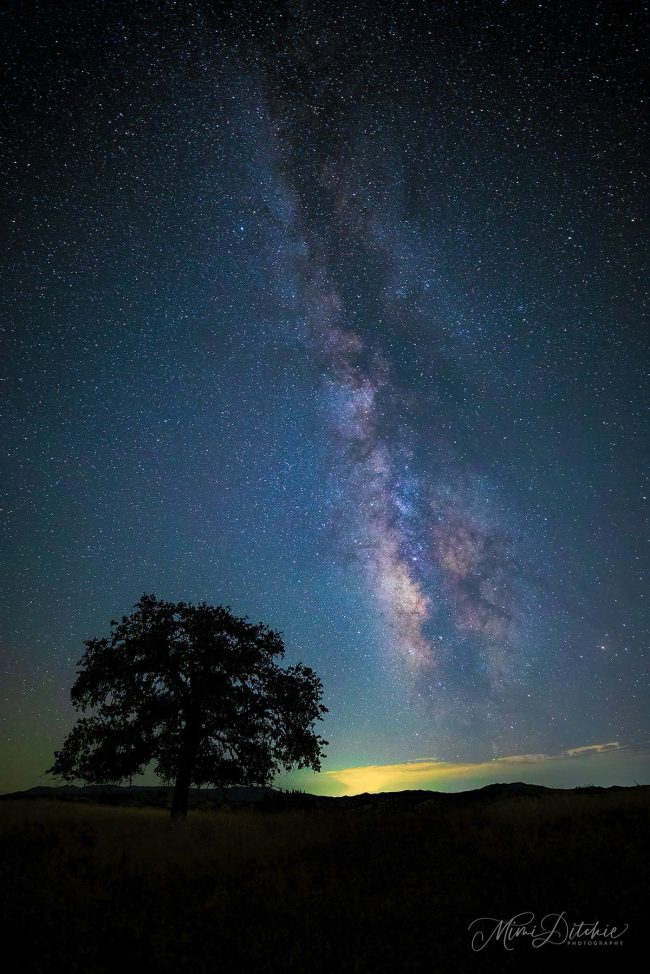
[1,787,647,973]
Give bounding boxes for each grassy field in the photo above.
[1,789,647,973]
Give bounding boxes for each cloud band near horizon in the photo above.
[281,742,650,796]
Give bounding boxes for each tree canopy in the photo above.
[49,595,328,817]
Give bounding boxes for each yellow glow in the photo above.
[326,759,505,795]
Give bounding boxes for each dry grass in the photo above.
[1,790,647,973]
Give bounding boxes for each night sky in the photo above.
[2,1,648,795]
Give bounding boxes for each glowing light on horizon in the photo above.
[323,742,627,795]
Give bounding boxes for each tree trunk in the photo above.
[170,760,193,819]
[170,729,200,820]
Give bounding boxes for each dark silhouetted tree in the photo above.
[48,595,328,818]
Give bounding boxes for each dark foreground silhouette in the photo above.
[49,595,327,819]
[1,783,647,973]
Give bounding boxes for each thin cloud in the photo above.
[564,742,620,757]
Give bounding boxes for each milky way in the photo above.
[263,92,527,691]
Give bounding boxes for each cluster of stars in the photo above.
[1,0,647,791]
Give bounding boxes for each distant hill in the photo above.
[1,780,644,811]
[0,783,274,808]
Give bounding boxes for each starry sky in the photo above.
[2,1,648,795]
